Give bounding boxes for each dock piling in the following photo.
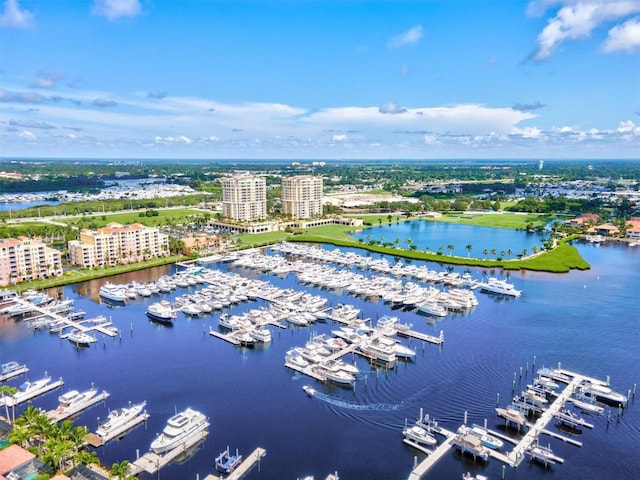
[502,465,506,479]
[533,355,536,368]
[496,393,500,405]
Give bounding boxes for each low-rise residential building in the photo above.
[68,222,169,268]
[0,237,62,286]
[565,213,600,227]
[625,217,640,238]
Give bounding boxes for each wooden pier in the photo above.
[204,447,267,480]
[46,390,110,423]
[129,430,209,475]
[394,326,444,345]
[0,378,64,407]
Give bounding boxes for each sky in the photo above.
[0,0,639,160]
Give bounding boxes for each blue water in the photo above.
[351,219,547,258]
[1,239,639,480]
[0,200,60,211]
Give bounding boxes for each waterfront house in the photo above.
[565,213,599,227]
[0,444,52,479]
[625,217,640,238]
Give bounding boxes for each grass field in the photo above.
[63,208,204,228]
[427,212,554,229]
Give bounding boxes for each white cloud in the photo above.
[603,16,640,52]
[530,0,640,60]
[379,102,407,114]
[32,71,65,89]
[510,126,542,138]
[92,0,142,21]
[332,134,348,142]
[388,25,423,48]
[0,0,34,29]
[18,130,36,139]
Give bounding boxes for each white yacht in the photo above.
[99,283,127,303]
[96,401,147,438]
[12,375,52,402]
[457,424,504,450]
[403,424,437,446]
[67,330,97,347]
[56,387,98,413]
[479,277,521,297]
[150,407,209,454]
[146,301,176,324]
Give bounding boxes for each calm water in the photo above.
[351,220,547,258]
[1,239,639,480]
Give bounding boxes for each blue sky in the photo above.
[1,0,639,160]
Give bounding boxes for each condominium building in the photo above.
[0,237,62,286]
[68,222,169,268]
[281,175,323,219]
[221,175,267,221]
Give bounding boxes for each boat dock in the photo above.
[394,326,444,345]
[85,412,150,447]
[129,429,209,476]
[204,447,267,480]
[407,368,611,479]
[22,301,118,337]
[0,377,64,407]
[46,390,110,423]
[0,363,29,382]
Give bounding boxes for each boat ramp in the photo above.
[129,429,209,476]
[204,447,267,480]
[46,389,110,423]
[407,367,621,479]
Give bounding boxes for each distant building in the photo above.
[565,213,600,227]
[68,222,169,268]
[281,175,323,219]
[625,217,640,238]
[220,175,267,221]
[0,237,62,286]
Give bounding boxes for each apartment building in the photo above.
[221,175,267,221]
[0,237,62,286]
[281,175,323,219]
[68,222,169,268]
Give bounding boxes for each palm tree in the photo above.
[406,238,413,249]
[387,214,392,224]
[523,248,529,257]
[491,248,497,258]
[465,244,472,258]
[7,423,30,448]
[110,460,133,479]
[394,238,401,248]
[483,249,489,258]
[501,250,506,259]
[0,385,17,420]
[75,449,100,467]
[447,244,455,256]
[507,248,512,259]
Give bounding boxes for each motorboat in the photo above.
[285,350,310,369]
[56,387,98,413]
[416,301,447,317]
[495,407,527,427]
[452,433,489,461]
[579,382,628,407]
[67,330,97,347]
[12,375,52,402]
[150,407,209,454]
[233,331,256,347]
[302,385,317,397]
[567,396,605,415]
[319,365,355,385]
[403,424,437,446]
[248,326,272,343]
[457,424,503,450]
[146,301,176,324]
[215,446,242,474]
[462,473,488,480]
[99,283,127,303]
[96,401,147,438]
[527,442,563,466]
[478,277,521,297]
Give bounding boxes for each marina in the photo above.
[0,240,638,479]
[204,447,267,480]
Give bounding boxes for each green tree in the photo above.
[110,460,134,480]
[0,385,17,420]
[465,244,473,258]
[447,244,455,256]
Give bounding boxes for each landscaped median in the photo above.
[8,255,189,293]
[285,231,590,273]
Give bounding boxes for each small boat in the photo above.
[67,330,97,347]
[527,442,563,466]
[478,277,521,297]
[150,408,209,454]
[462,472,488,480]
[579,382,628,407]
[96,401,147,438]
[146,301,176,324]
[403,425,437,446]
[302,385,316,397]
[457,425,503,450]
[495,407,527,427]
[215,446,242,474]
[567,396,605,415]
[452,433,489,461]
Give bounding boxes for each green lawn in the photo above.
[63,209,204,228]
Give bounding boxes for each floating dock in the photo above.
[85,412,150,447]
[204,447,267,480]
[21,301,118,337]
[46,390,110,423]
[407,367,613,479]
[129,429,209,475]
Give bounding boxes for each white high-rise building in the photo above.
[281,175,323,219]
[0,237,62,286]
[221,175,267,221]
